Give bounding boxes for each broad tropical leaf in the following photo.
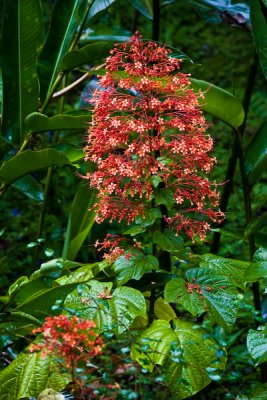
[251,0,267,80]
[190,78,244,128]
[64,281,146,334]
[131,319,226,399]
[25,111,91,132]
[0,0,42,144]
[62,181,97,260]
[244,248,267,282]
[114,249,159,285]
[61,41,114,71]
[12,175,44,202]
[165,268,237,328]
[0,149,70,185]
[38,0,84,101]
[247,326,267,366]
[0,352,69,400]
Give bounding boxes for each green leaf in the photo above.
[88,0,117,20]
[153,229,183,252]
[114,249,159,285]
[135,208,162,227]
[0,0,42,144]
[53,144,84,162]
[236,383,267,400]
[247,326,267,366]
[190,78,244,128]
[61,41,114,71]
[251,0,267,80]
[0,149,69,185]
[244,122,267,185]
[0,311,42,327]
[131,319,226,399]
[11,175,44,202]
[154,188,175,209]
[128,0,153,19]
[197,253,251,288]
[123,225,146,235]
[165,268,237,328]
[154,297,177,321]
[64,281,146,334]
[38,0,84,101]
[165,277,205,317]
[62,181,96,260]
[25,112,91,132]
[244,248,267,282]
[14,282,79,319]
[0,352,69,400]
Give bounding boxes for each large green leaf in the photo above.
[190,78,244,128]
[25,111,91,132]
[251,0,267,80]
[244,122,267,186]
[197,253,251,288]
[247,326,267,366]
[14,282,79,319]
[128,0,153,19]
[61,41,114,71]
[113,249,159,285]
[244,248,267,282]
[38,0,84,101]
[0,149,70,185]
[0,352,69,400]
[62,180,97,260]
[88,0,117,20]
[64,281,146,334]
[152,229,184,252]
[165,268,237,328]
[131,319,226,399]
[0,0,42,144]
[12,175,44,202]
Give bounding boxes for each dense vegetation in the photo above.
[1,0,267,399]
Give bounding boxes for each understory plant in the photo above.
[1,1,267,400]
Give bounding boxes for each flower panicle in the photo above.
[84,33,224,244]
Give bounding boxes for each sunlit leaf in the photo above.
[0,352,69,400]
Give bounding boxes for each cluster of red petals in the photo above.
[84,33,224,240]
[29,315,103,369]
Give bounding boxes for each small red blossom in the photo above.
[84,33,224,240]
[29,315,103,369]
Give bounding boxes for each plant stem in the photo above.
[153,0,160,42]
[210,52,258,253]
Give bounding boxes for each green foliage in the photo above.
[114,249,159,285]
[190,78,245,127]
[0,352,69,400]
[245,121,267,186]
[0,0,42,144]
[247,326,267,366]
[64,280,147,334]
[165,267,238,328]
[0,0,267,398]
[131,319,226,399]
[251,0,267,80]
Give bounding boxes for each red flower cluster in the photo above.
[84,33,224,240]
[29,315,103,369]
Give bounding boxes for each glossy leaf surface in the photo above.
[0,149,69,185]
[0,0,42,144]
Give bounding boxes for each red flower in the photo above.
[30,315,103,369]
[84,33,224,240]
